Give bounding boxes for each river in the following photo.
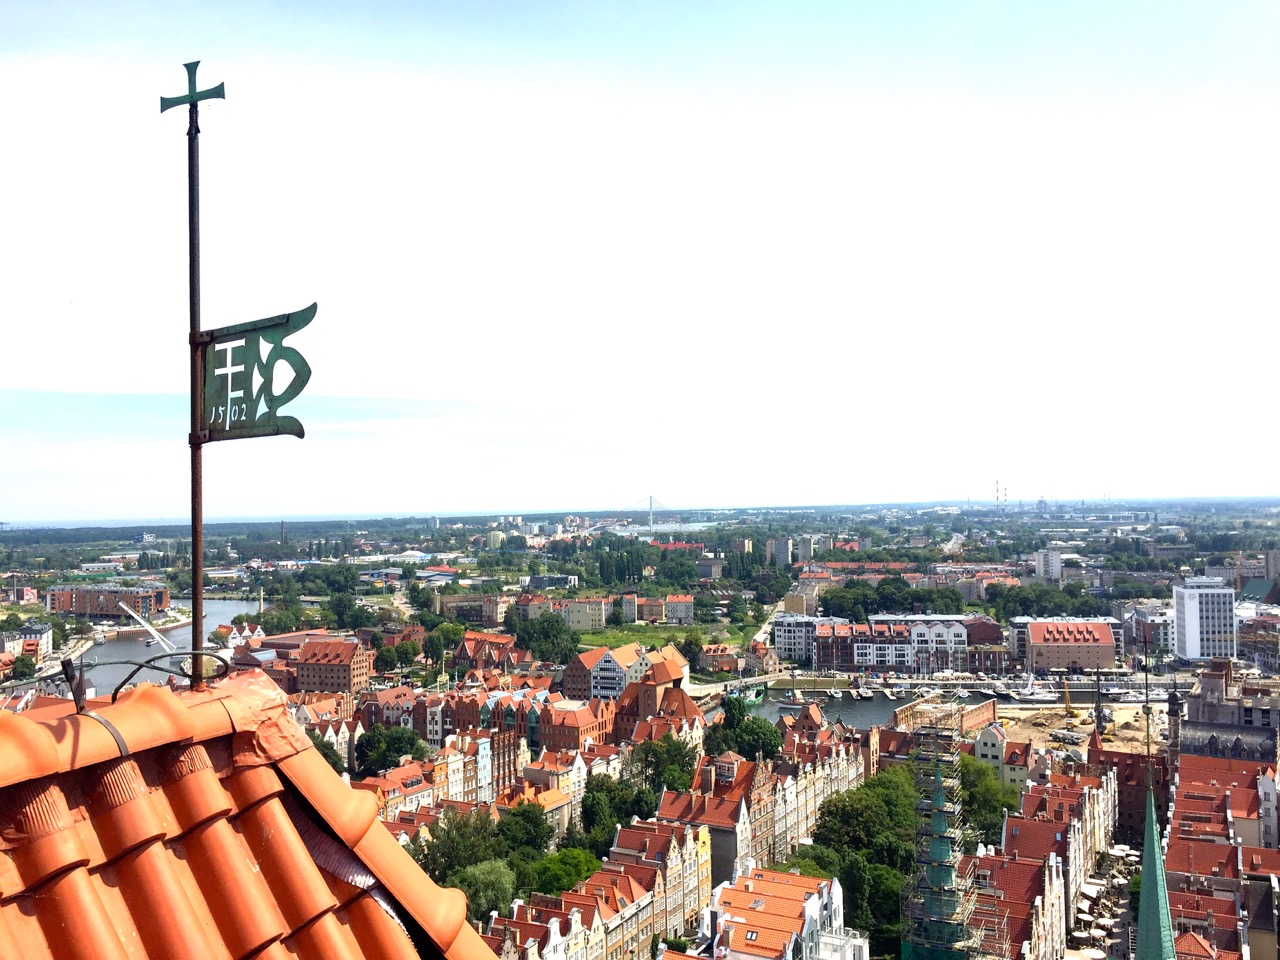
[752,686,901,727]
[75,598,263,697]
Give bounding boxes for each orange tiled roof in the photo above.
[1027,621,1112,646]
[298,638,364,664]
[0,670,495,960]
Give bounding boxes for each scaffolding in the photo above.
[902,704,1010,960]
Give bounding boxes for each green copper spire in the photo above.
[1134,787,1176,960]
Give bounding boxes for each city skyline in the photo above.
[3,3,1278,521]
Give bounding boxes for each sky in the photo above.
[2,2,1279,524]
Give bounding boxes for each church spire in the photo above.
[1135,633,1176,960]
[1134,787,1176,960]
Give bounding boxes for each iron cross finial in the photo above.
[160,61,225,113]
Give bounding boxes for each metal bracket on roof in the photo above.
[82,710,131,756]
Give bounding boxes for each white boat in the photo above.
[860,687,876,700]
[1103,686,1129,697]
[953,688,970,699]
[94,635,106,646]
[976,687,996,698]
[826,687,842,699]
[883,688,898,700]
[1019,670,1058,702]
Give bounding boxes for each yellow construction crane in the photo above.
[1063,678,1078,718]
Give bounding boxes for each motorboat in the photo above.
[953,688,971,699]
[976,687,996,698]
[727,685,765,706]
[1102,686,1130,697]
[883,687,897,700]
[993,681,1012,699]
[826,687,842,699]
[860,687,876,700]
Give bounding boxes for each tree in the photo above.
[327,592,375,630]
[678,634,703,672]
[11,654,36,680]
[814,766,918,874]
[356,724,426,776]
[534,847,600,894]
[628,735,697,793]
[631,786,658,820]
[497,800,555,859]
[1,613,22,632]
[416,808,505,884]
[516,612,579,664]
[722,695,748,730]
[958,754,1020,849]
[396,639,421,667]
[448,859,515,923]
[702,724,738,758]
[735,716,783,761]
[307,728,346,773]
[374,646,398,673]
[1129,873,1142,922]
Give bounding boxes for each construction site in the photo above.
[994,701,1172,754]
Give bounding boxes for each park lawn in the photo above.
[0,603,50,620]
[578,624,694,650]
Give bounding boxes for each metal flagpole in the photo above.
[162,62,224,691]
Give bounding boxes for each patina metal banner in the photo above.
[199,302,316,442]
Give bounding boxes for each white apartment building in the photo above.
[871,615,970,675]
[772,613,824,662]
[1174,577,1237,661]
[1033,549,1063,582]
[561,598,608,632]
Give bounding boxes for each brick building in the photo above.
[45,583,171,619]
[296,639,374,696]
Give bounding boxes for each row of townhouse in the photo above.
[771,613,1000,673]
[0,621,54,664]
[514,592,696,629]
[656,723,866,885]
[963,850,1066,960]
[304,716,365,771]
[706,862,867,960]
[414,687,615,756]
[1000,767,1118,941]
[489,822,715,960]
[562,643,689,701]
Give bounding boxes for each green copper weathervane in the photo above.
[161,61,316,687]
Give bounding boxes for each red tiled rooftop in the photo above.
[0,670,495,960]
[1027,621,1112,645]
[1165,839,1240,879]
